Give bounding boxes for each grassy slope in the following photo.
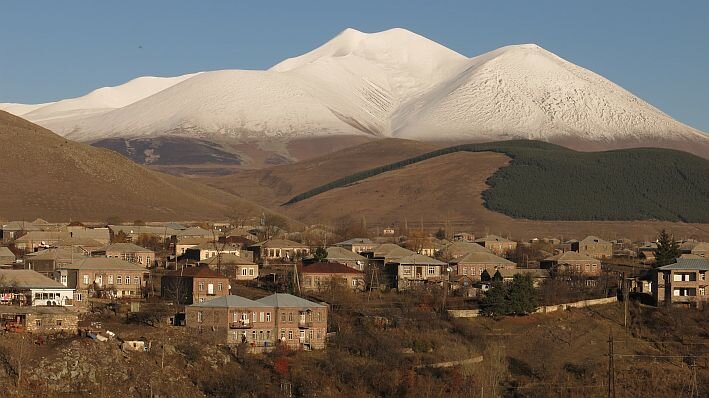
[201,138,438,208]
[0,111,287,222]
[284,140,709,223]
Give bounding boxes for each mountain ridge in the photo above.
[2,27,707,159]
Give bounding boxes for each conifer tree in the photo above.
[480,279,507,316]
[481,269,491,282]
[507,274,538,314]
[653,229,680,267]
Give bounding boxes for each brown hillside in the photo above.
[201,138,438,207]
[0,111,279,222]
[282,151,709,241]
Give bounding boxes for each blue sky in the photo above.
[1,1,707,131]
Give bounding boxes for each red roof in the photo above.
[300,262,363,275]
[163,266,228,279]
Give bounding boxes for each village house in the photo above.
[0,269,75,307]
[175,237,213,257]
[1,218,64,243]
[474,235,517,255]
[248,239,310,262]
[0,306,79,334]
[452,232,475,242]
[416,238,449,257]
[14,231,70,252]
[24,248,87,277]
[173,226,214,240]
[161,266,230,304]
[497,268,550,287]
[0,247,16,267]
[55,257,146,302]
[393,253,447,290]
[334,238,376,253]
[653,258,708,308]
[92,243,155,268]
[185,293,328,351]
[450,251,517,281]
[304,246,367,271]
[108,225,178,243]
[54,236,105,255]
[184,242,241,261]
[541,251,602,277]
[572,236,613,259]
[301,262,365,292]
[366,243,416,266]
[199,253,259,281]
[440,241,491,260]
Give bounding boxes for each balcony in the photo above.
[298,320,313,329]
[229,321,252,329]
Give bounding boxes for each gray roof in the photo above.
[0,270,70,289]
[544,251,599,263]
[25,248,87,261]
[15,231,69,242]
[109,225,179,236]
[99,243,153,253]
[372,243,415,259]
[395,253,446,266]
[250,239,308,249]
[658,258,709,271]
[474,234,512,243]
[580,236,611,245]
[175,227,212,237]
[190,295,270,308]
[200,253,256,266]
[61,257,146,271]
[335,238,374,246]
[324,246,367,261]
[452,251,515,265]
[443,241,490,257]
[255,293,326,308]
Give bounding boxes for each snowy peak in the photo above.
[1,28,707,159]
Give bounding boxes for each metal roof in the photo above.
[190,295,270,308]
[255,293,326,308]
[658,258,709,271]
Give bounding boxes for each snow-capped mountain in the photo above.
[2,27,707,159]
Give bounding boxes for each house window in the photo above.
[252,331,257,340]
[117,276,122,285]
[281,313,286,322]
[260,312,264,322]
[135,277,140,285]
[56,320,62,326]
[76,293,83,302]
[218,282,223,291]
[199,298,205,303]
[125,276,131,285]
[462,267,468,275]
[233,312,238,323]
[146,257,151,267]
[199,282,204,291]
[197,311,203,323]
[82,275,89,285]
[252,312,257,322]
[403,266,410,275]
[266,330,271,340]
[242,268,248,276]
[700,273,706,281]
[288,313,293,322]
[280,329,285,340]
[699,287,706,296]
[351,279,357,287]
[288,330,293,340]
[35,319,42,327]
[248,268,254,276]
[108,275,114,285]
[60,275,67,285]
[428,267,435,275]
[266,312,271,322]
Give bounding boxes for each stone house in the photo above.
[161,266,230,304]
[0,306,78,334]
[335,238,376,253]
[184,242,241,261]
[55,257,147,303]
[393,253,447,290]
[450,251,517,281]
[300,262,365,292]
[0,269,75,307]
[305,246,367,271]
[14,231,70,252]
[474,235,517,255]
[653,258,708,308]
[248,239,310,262]
[93,243,155,268]
[541,251,602,276]
[497,268,550,287]
[440,241,490,260]
[452,232,475,242]
[199,253,259,281]
[175,237,212,257]
[185,293,328,351]
[24,248,87,277]
[572,236,613,259]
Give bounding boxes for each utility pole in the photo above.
[623,273,629,334]
[607,333,615,398]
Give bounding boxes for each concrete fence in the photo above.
[447,296,617,318]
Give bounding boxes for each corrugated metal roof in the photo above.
[658,258,709,271]
[452,251,515,265]
[61,257,145,271]
[0,269,70,289]
[255,293,326,308]
[190,295,270,308]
